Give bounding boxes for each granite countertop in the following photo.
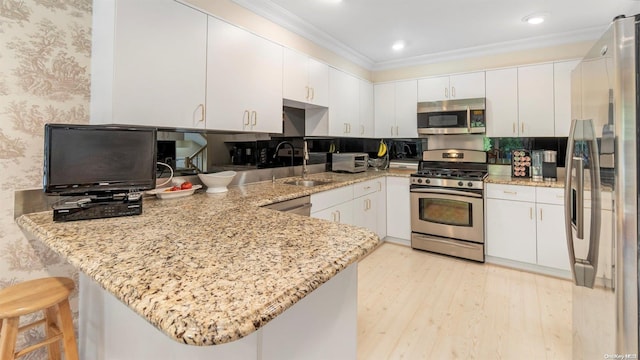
[16,170,410,346]
[485,175,565,188]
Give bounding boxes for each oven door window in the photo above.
[418,197,472,227]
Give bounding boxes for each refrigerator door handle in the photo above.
[565,119,579,285]
[564,119,602,288]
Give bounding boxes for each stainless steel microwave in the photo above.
[331,153,368,173]
[417,97,486,135]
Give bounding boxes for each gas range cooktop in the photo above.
[411,149,488,190]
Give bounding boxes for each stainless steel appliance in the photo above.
[566,15,638,358]
[331,153,368,173]
[417,98,485,135]
[542,150,557,181]
[410,149,487,262]
[263,196,312,216]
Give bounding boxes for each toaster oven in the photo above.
[331,153,369,173]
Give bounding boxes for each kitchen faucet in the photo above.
[273,141,295,167]
[302,140,309,179]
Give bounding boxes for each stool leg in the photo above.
[57,299,79,360]
[0,317,19,360]
[45,307,61,360]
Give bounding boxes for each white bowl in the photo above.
[198,171,236,193]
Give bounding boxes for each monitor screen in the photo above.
[44,124,157,194]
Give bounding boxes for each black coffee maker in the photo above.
[542,150,557,181]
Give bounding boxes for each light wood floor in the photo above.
[357,243,572,359]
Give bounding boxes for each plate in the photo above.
[147,185,202,199]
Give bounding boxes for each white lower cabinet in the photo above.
[311,185,354,224]
[311,178,387,238]
[352,178,386,238]
[385,177,411,241]
[486,184,567,268]
[486,195,537,264]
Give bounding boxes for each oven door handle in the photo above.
[410,187,483,198]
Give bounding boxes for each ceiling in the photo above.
[231,0,640,70]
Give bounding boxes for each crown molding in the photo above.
[230,0,376,69]
[230,0,604,72]
[372,26,605,71]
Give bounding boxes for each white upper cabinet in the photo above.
[553,60,580,137]
[92,0,207,128]
[283,49,329,107]
[328,68,360,137]
[517,63,555,137]
[359,80,375,138]
[206,16,283,133]
[417,72,485,102]
[486,68,518,137]
[374,80,418,138]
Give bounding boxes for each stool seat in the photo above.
[0,277,79,360]
[0,277,74,318]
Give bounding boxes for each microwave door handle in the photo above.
[564,119,580,285]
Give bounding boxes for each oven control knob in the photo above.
[425,179,430,184]
[417,178,422,184]
[467,182,473,187]
[457,181,463,187]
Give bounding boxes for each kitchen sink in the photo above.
[283,179,333,187]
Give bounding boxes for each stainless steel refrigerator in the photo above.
[566,14,638,358]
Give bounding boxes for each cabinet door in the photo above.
[359,80,375,138]
[308,58,329,107]
[485,68,518,137]
[486,198,537,264]
[449,72,485,99]
[394,80,418,138]
[312,201,354,225]
[518,63,554,137]
[353,195,377,234]
[283,48,309,104]
[374,83,395,138]
[386,177,411,241]
[207,17,255,131]
[329,68,359,137]
[554,60,580,137]
[536,203,570,271]
[207,17,283,133]
[417,76,450,102]
[375,178,387,239]
[109,0,207,128]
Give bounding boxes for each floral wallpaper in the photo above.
[0,0,91,357]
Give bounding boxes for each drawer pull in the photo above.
[503,190,517,195]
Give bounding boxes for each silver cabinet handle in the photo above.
[521,122,525,134]
[395,126,399,136]
[251,111,257,127]
[336,210,341,223]
[378,181,382,192]
[503,190,517,195]
[539,208,543,221]
[444,87,448,99]
[197,104,205,123]
[391,126,394,136]
[451,86,456,98]
[306,86,310,100]
[243,110,250,128]
[530,207,533,220]
[332,212,337,222]
[360,125,365,135]
[310,87,315,101]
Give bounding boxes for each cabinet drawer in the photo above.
[486,184,535,202]
[311,185,353,213]
[353,179,380,198]
[535,187,564,205]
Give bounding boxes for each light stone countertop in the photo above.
[485,175,565,188]
[16,170,410,346]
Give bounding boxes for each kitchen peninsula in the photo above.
[16,173,389,359]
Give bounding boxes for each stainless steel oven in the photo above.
[410,149,487,262]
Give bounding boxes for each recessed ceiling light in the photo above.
[392,41,405,51]
[522,13,548,25]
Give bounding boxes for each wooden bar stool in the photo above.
[0,277,79,360]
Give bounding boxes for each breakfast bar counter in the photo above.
[15,170,409,359]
